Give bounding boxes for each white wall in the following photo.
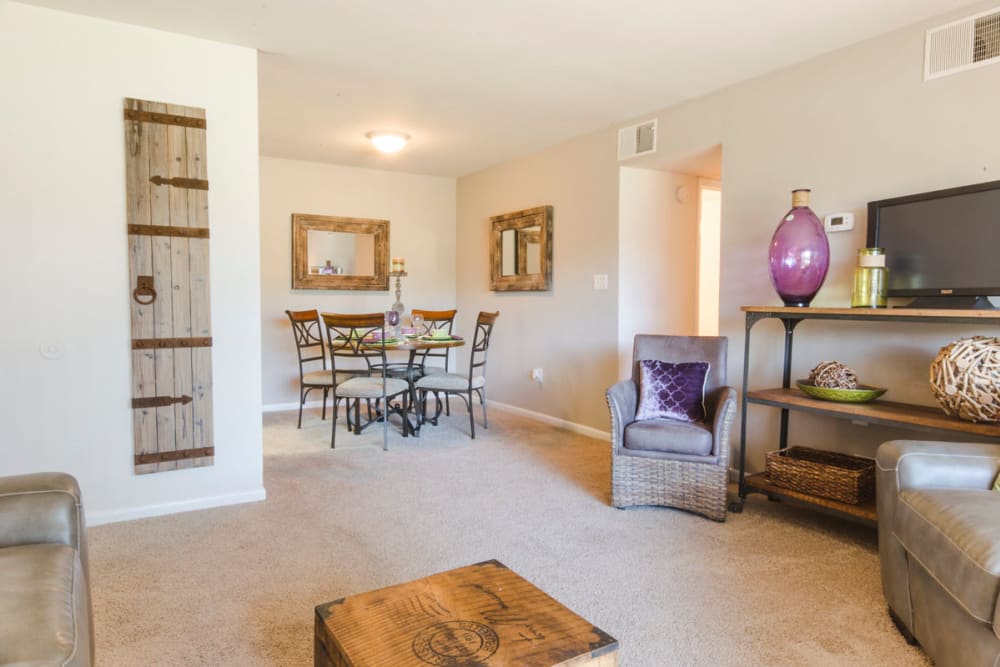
[0,3,264,524]
[697,181,721,336]
[260,157,456,408]
[618,167,699,378]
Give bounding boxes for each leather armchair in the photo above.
[0,472,93,667]
[606,335,737,521]
[876,440,1000,667]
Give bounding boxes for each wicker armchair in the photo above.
[606,335,737,521]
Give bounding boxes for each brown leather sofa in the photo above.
[877,440,1000,667]
[0,472,93,667]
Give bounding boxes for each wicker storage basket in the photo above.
[765,446,875,504]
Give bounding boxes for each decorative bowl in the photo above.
[795,380,887,403]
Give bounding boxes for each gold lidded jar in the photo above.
[851,247,888,308]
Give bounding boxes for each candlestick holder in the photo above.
[390,271,407,315]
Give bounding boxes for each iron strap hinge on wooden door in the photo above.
[131,395,192,409]
[149,175,209,190]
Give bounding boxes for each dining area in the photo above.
[284,308,499,450]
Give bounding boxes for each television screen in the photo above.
[867,181,1000,298]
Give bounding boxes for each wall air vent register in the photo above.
[925,6,1000,80]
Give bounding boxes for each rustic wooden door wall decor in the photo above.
[124,98,214,474]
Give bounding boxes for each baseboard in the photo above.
[88,488,267,526]
[263,400,318,413]
[489,401,610,440]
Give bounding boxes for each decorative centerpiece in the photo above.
[930,336,1000,423]
[796,360,886,403]
[768,189,830,307]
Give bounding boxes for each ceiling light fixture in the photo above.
[365,131,410,154]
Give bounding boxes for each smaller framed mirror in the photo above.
[292,213,389,290]
[490,205,552,291]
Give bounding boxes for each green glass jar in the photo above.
[851,248,888,308]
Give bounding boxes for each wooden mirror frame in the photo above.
[292,213,389,290]
[489,205,552,291]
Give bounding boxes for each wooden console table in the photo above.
[730,306,1000,525]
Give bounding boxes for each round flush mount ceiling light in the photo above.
[365,131,410,154]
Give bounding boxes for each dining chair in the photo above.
[411,308,458,413]
[285,309,353,428]
[415,311,499,439]
[606,334,737,521]
[322,312,410,450]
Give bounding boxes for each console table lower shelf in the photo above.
[742,473,877,526]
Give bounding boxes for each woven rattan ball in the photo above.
[808,361,858,389]
[930,336,1000,423]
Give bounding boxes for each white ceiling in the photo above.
[24,0,975,176]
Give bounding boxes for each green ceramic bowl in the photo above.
[795,380,887,403]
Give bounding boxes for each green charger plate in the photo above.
[796,380,887,403]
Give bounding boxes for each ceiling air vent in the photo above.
[618,119,656,161]
[925,6,1000,80]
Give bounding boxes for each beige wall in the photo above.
[260,157,456,407]
[456,0,1000,455]
[618,167,699,378]
[456,130,620,430]
[0,2,264,523]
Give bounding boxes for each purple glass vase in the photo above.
[768,189,829,307]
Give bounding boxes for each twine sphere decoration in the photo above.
[930,336,1000,423]
[808,361,859,390]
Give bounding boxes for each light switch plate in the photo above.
[824,212,855,233]
[593,274,609,290]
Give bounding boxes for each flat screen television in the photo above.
[866,179,1000,309]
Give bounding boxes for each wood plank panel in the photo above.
[186,114,213,466]
[167,105,194,468]
[146,101,177,472]
[126,98,213,474]
[125,100,158,475]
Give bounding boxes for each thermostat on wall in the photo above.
[824,212,855,233]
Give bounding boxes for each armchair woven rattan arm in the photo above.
[606,379,637,455]
[706,386,738,465]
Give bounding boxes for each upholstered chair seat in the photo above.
[624,418,713,456]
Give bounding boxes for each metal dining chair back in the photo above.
[285,309,337,428]
[321,312,410,450]
[415,311,499,439]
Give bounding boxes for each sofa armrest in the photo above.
[877,439,1000,492]
[706,386,737,466]
[0,472,85,551]
[606,380,637,455]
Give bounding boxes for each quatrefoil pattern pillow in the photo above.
[635,360,709,423]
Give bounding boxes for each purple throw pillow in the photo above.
[635,360,709,423]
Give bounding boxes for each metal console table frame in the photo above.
[730,306,1000,524]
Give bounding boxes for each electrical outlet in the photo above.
[531,368,543,383]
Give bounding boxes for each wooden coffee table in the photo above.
[315,560,618,666]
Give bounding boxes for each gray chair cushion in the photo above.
[415,373,484,392]
[623,418,713,456]
[335,377,409,399]
[0,543,89,666]
[894,488,1000,623]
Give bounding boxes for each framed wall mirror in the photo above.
[292,213,389,290]
[490,205,552,291]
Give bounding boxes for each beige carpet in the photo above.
[88,408,929,666]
